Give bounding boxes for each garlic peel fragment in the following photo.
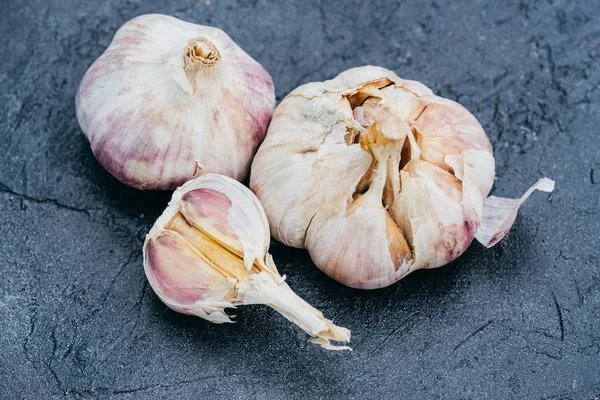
[144,174,350,349]
[475,178,555,248]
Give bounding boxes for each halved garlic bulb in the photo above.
[250,66,554,289]
[143,174,350,350]
[76,14,275,190]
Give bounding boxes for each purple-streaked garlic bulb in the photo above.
[143,174,351,350]
[250,66,554,290]
[76,14,275,190]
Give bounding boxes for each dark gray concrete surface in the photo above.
[1,0,599,398]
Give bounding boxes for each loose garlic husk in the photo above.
[143,174,351,350]
[250,66,554,290]
[76,14,275,190]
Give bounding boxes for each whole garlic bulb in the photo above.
[76,14,275,190]
[143,174,350,350]
[250,66,554,289]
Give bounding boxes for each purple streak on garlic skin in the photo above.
[250,66,554,290]
[76,14,275,190]
[145,231,212,308]
[182,188,232,215]
[181,189,237,238]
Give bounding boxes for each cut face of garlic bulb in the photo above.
[250,66,554,289]
[76,14,275,190]
[143,174,351,350]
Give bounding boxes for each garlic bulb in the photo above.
[143,174,350,350]
[250,66,554,289]
[76,14,275,190]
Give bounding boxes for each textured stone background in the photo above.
[1,0,599,398]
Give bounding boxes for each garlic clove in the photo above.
[177,174,270,270]
[251,91,372,248]
[306,201,412,289]
[145,230,238,323]
[475,178,555,248]
[179,189,245,260]
[76,14,275,190]
[390,163,474,271]
[415,102,493,173]
[144,174,351,349]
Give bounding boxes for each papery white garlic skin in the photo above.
[76,14,275,190]
[250,66,554,289]
[143,174,351,350]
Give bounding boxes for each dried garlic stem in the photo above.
[236,272,351,350]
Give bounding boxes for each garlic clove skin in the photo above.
[250,65,554,289]
[143,174,351,350]
[76,14,275,190]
